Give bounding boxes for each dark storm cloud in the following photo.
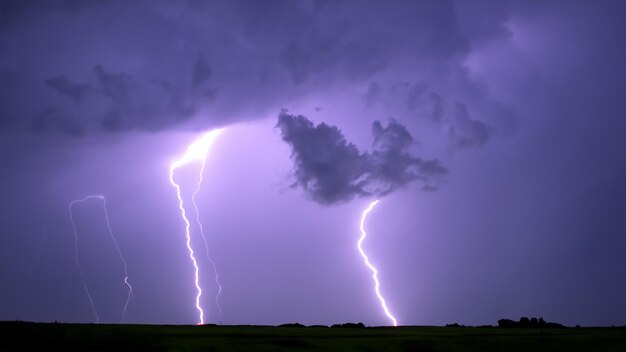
[276,112,371,204]
[372,119,413,152]
[92,64,196,132]
[277,112,447,205]
[44,76,91,104]
[370,119,448,194]
[191,52,212,90]
[0,0,513,137]
[37,61,216,133]
[371,82,497,151]
[446,102,492,151]
[0,0,102,27]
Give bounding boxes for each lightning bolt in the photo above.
[358,199,398,326]
[169,128,224,325]
[192,185,223,314]
[69,195,134,323]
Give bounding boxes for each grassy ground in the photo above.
[1,321,625,351]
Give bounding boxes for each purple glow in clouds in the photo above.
[358,200,398,326]
[69,195,134,323]
[169,129,224,325]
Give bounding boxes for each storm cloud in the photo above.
[277,111,447,205]
[446,102,492,151]
[38,57,215,134]
[0,0,519,140]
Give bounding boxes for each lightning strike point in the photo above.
[358,199,398,327]
[169,128,224,325]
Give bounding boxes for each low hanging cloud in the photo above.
[406,86,497,152]
[44,76,90,104]
[446,102,492,151]
[277,111,447,205]
[36,54,217,135]
[0,0,524,139]
[363,79,503,153]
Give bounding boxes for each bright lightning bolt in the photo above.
[358,200,398,327]
[169,128,224,325]
[69,195,134,323]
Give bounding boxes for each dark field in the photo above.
[1,321,625,351]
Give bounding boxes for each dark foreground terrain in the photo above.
[1,321,625,351]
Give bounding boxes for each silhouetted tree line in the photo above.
[331,322,366,329]
[278,322,367,328]
[445,317,566,328]
[278,318,568,329]
[445,323,493,328]
[498,317,564,328]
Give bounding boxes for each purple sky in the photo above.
[0,0,625,326]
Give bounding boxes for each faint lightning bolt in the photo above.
[358,199,398,326]
[169,128,224,325]
[69,195,134,323]
[192,183,223,314]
